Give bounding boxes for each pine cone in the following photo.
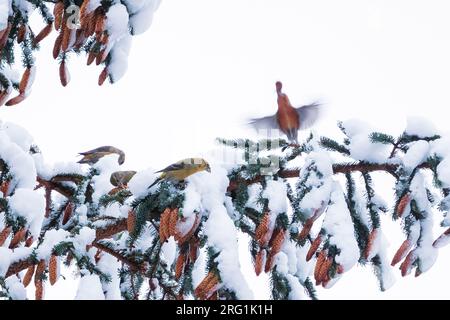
[65,251,74,265]
[9,228,27,249]
[35,280,44,300]
[264,228,285,273]
[314,250,327,285]
[80,0,91,22]
[175,254,186,280]
[168,208,179,238]
[364,228,378,260]
[194,272,215,300]
[59,61,69,87]
[85,12,97,37]
[269,229,285,256]
[254,249,265,276]
[33,23,53,45]
[0,180,9,196]
[96,49,107,65]
[415,268,422,278]
[159,208,171,242]
[336,264,345,275]
[62,202,74,225]
[53,2,65,31]
[23,265,35,287]
[23,235,33,247]
[98,68,108,86]
[0,26,8,47]
[49,255,58,286]
[400,250,416,277]
[127,210,136,234]
[87,50,97,66]
[298,207,325,241]
[18,68,32,94]
[321,274,331,288]
[202,274,220,300]
[255,212,270,246]
[264,252,275,273]
[188,238,199,263]
[99,33,109,46]
[94,249,102,263]
[391,239,412,266]
[176,292,185,300]
[317,256,333,285]
[34,259,47,285]
[0,90,10,107]
[61,22,71,52]
[433,227,450,248]
[0,226,11,247]
[306,234,322,262]
[17,24,27,44]
[53,33,63,59]
[5,94,26,106]
[94,13,106,35]
[397,193,411,218]
[298,218,314,242]
[0,23,12,51]
[73,30,86,50]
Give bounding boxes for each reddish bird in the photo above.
[249,81,322,143]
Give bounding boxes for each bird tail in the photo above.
[77,156,88,164]
[148,177,162,189]
[286,128,299,144]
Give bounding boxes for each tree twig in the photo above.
[228,162,431,192]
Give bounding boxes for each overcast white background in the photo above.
[4,0,450,299]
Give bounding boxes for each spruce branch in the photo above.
[92,241,142,273]
[228,161,432,192]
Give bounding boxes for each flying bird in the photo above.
[148,158,211,189]
[110,171,137,188]
[78,146,125,165]
[248,81,322,144]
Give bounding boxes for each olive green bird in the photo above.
[78,146,125,165]
[148,158,211,189]
[110,170,137,187]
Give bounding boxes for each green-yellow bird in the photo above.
[148,158,211,189]
[78,146,125,165]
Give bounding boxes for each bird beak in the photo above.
[206,165,211,173]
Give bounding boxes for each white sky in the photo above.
[5,0,450,299]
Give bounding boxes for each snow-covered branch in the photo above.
[1,117,450,300]
[0,0,161,106]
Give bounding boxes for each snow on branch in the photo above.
[0,117,450,300]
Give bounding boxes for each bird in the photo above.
[78,146,125,165]
[148,158,211,189]
[248,81,322,144]
[110,170,137,188]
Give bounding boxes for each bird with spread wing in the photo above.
[148,158,211,189]
[78,146,125,165]
[249,81,322,144]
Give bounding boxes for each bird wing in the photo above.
[295,103,322,130]
[247,113,279,131]
[79,146,115,156]
[78,152,111,163]
[155,162,186,173]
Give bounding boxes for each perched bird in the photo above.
[249,81,322,144]
[110,170,137,188]
[148,158,211,189]
[78,146,125,165]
